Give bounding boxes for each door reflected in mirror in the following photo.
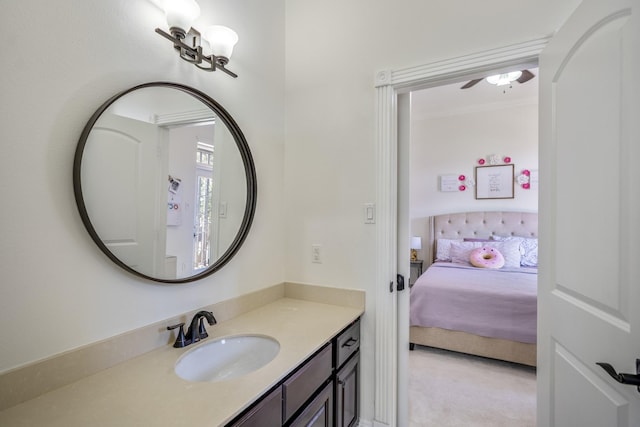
[74,83,256,283]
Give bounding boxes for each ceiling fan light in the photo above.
[486,71,523,86]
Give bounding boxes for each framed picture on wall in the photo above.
[439,174,459,192]
[475,164,514,199]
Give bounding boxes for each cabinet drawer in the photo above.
[283,344,333,421]
[336,320,360,368]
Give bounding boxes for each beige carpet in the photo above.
[409,345,537,427]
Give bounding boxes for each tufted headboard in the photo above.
[428,211,538,265]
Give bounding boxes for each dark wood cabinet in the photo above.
[283,344,332,423]
[227,387,282,427]
[333,319,360,427]
[335,353,359,427]
[225,319,360,427]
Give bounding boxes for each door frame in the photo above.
[373,36,550,427]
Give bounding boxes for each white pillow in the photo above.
[435,238,463,262]
[486,240,522,268]
[450,240,521,268]
[449,241,483,265]
[492,236,538,267]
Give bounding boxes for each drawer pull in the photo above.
[342,338,358,348]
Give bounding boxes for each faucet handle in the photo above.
[167,323,188,348]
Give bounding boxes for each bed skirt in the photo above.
[410,326,537,367]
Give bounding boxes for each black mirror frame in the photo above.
[73,82,257,284]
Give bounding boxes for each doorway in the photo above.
[406,71,539,426]
[372,36,549,427]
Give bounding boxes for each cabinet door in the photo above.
[290,382,333,427]
[335,352,359,427]
[226,387,282,427]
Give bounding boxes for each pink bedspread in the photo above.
[410,262,537,344]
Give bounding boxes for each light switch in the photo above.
[364,203,375,224]
[219,201,228,218]
[312,244,322,263]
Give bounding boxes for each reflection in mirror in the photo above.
[74,83,256,283]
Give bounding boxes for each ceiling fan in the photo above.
[460,69,535,89]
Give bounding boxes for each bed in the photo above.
[409,211,538,366]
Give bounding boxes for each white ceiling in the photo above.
[411,67,539,120]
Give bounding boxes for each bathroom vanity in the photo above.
[0,287,364,427]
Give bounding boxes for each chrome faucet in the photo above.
[167,310,217,348]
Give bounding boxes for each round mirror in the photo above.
[73,82,256,283]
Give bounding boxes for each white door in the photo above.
[82,113,162,276]
[538,0,640,425]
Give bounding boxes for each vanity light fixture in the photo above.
[155,0,238,78]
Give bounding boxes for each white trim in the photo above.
[377,36,550,91]
[374,83,397,426]
[373,36,550,427]
[153,109,215,126]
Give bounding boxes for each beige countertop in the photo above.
[0,297,363,427]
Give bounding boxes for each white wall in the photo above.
[284,0,579,421]
[0,0,286,372]
[410,100,539,262]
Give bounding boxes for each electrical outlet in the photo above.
[311,244,322,263]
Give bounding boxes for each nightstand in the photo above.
[409,259,423,286]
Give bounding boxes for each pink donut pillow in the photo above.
[469,246,505,269]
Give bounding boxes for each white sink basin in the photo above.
[174,334,280,382]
